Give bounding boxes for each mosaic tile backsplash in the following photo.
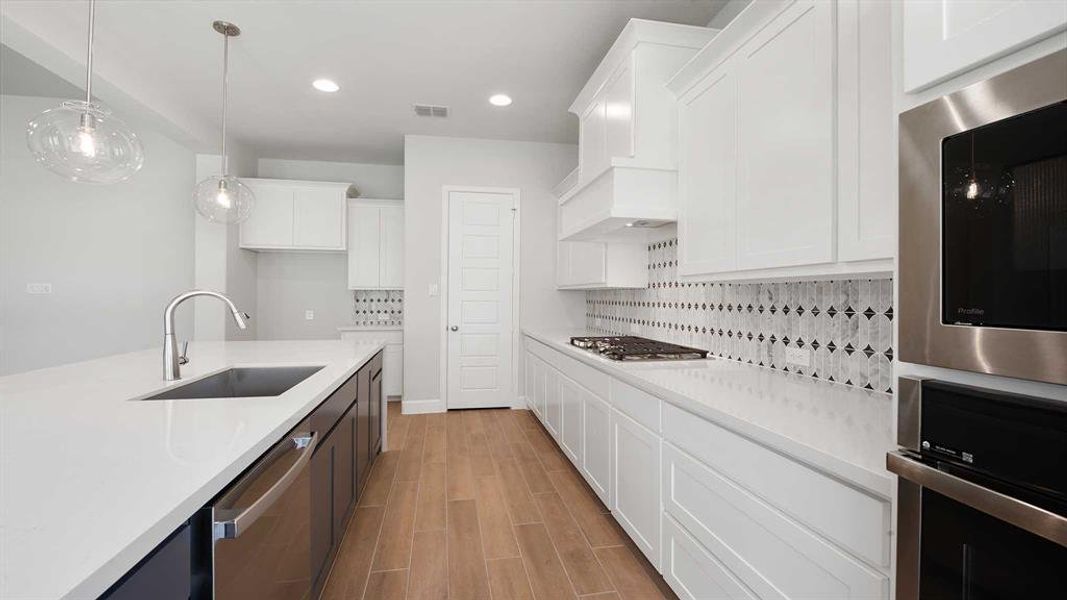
[352,290,404,327]
[586,239,895,393]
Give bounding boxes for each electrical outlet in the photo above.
[26,283,53,295]
[305,310,315,321]
[785,346,811,368]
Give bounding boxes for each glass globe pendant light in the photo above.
[25,0,144,184]
[193,21,254,224]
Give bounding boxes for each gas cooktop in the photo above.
[570,335,708,361]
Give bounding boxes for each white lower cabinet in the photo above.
[611,408,661,570]
[529,357,545,419]
[522,336,890,598]
[544,366,561,440]
[559,375,583,464]
[662,515,757,600]
[662,443,888,599]
[382,344,403,397]
[581,389,613,507]
[340,329,403,397]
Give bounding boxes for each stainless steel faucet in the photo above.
[164,290,249,381]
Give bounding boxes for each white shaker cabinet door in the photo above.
[569,241,607,286]
[559,374,583,464]
[240,182,294,248]
[677,64,738,276]
[379,206,404,289]
[903,0,1067,93]
[612,407,661,570]
[293,187,345,249]
[735,0,835,271]
[836,0,896,263]
[347,205,381,289]
[581,389,613,507]
[383,344,403,397]
[544,365,561,440]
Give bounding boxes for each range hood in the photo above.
[556,19,718,243]
[558,160,677,242]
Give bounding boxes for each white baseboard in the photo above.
[512,395,529,410]
[402,397,444,414]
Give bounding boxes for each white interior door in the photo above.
[446,189,516,409]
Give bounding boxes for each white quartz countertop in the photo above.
[0,339,384,600]
[523,329,894,496]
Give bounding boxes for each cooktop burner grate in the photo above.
[570,335,708,361]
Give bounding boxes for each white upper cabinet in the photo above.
[239,179,349,251]
[669,0,895,280]
[558,19,719,242]
[240,181,295,248]
[293,187,346,249]
[347,199,404,290]
[735,0,834,271]
[678,66,737,275]
[903,0,1067,92]
[379,206,404,289]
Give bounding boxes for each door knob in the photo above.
[450,326,459,332]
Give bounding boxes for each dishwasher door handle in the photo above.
[213,431,318,541]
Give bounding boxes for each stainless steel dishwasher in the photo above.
[195,420,317,599]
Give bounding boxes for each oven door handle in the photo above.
[213,431,318,542]
[887,451,1067,547]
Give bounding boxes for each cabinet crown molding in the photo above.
[667,0,793,97]
[570,18,718,115]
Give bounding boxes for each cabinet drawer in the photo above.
[526,338,610,398]
[662,443,888,599]
[610,379,660,432]
[662,402,890,568]
[662,515,756,600]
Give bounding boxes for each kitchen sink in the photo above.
[141,366,325,400]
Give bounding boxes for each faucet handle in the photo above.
[178,341,189,365]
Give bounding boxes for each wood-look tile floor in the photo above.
[322,403,677,600]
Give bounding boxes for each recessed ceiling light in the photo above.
[489,94,512,107]
[312,79,340,93]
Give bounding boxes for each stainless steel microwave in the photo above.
[899,50,1067,386]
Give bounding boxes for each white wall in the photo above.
[0,94,196,374]
[256,252,356,340]
[402,135,585,413]
[251,158,405,339]
[193,151,259,342]
[257,158,403,199]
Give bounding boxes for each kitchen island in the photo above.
[0,339,384,599]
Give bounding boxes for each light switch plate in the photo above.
[305,310,315,320]
[428,283,439,296]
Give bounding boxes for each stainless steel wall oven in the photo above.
[899,50,1067,386]
[888,378,1067,599]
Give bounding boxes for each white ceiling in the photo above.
[1,0,727,165]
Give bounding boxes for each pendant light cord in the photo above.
[221,30,230,177]
[84,0,95,103]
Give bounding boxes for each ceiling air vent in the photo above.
[414,104,449,117]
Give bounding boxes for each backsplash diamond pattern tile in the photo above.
[352,290,403,327]
[586,239,894,393]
